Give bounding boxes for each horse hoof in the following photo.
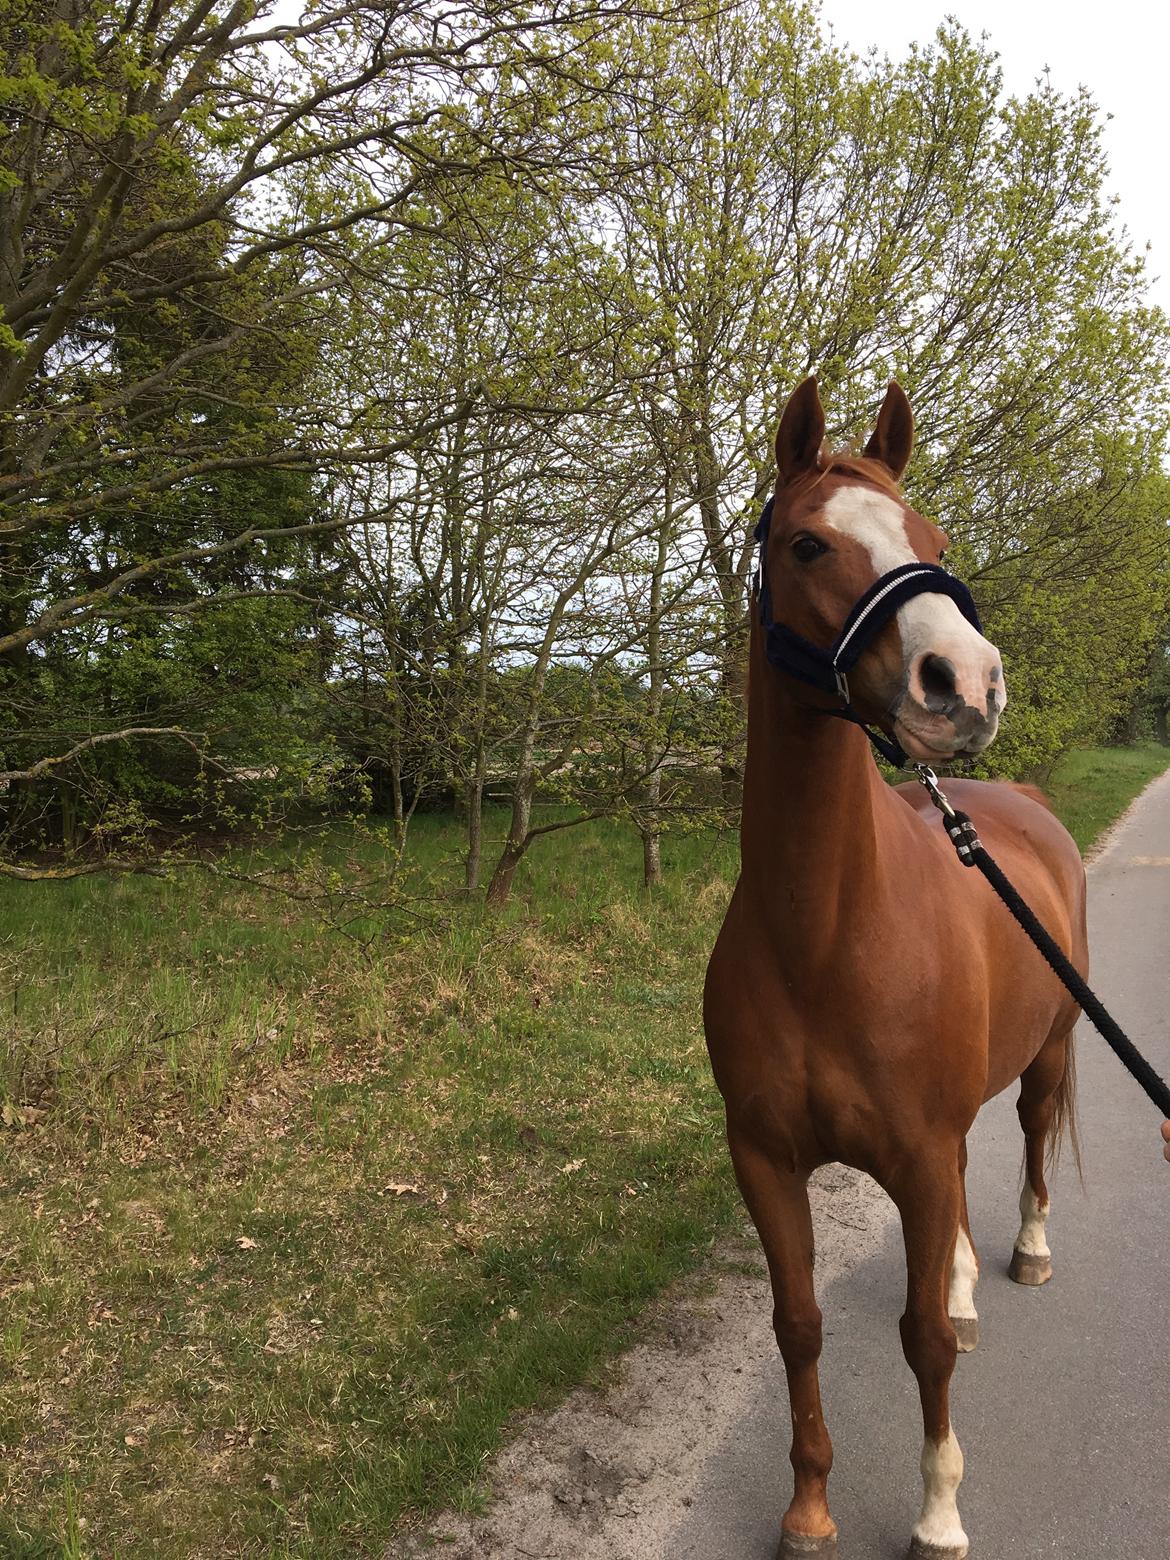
[1009,1250,1053,1286]
[907,1542,968,1559]
[777,1533,838,1557]
[950,1314,979,1352]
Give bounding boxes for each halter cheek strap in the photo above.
[753,494,983,768]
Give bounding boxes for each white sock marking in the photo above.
[948,1227,978,1321]
[913,1428,968,1551]
[1014,1184,1050,1258]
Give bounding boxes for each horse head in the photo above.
[764,375,1005,762]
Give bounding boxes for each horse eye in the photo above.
[938,549,948,565]
[792,535,827,563]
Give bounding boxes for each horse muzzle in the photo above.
[894,647,1006,760]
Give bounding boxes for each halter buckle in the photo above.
[834,668,849,704]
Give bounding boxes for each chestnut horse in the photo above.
[704,377,1086,1558]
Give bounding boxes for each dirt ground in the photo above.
[395,1164,895,1560]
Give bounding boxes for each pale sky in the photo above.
[820,0,1170,315]
[262,0,1168,315]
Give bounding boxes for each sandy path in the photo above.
[396,1164,895,1560]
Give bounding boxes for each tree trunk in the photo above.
[390,759,406,850]
[640,468,672,887]
[483,551,592,907]
[691,419,748,808]
[485,779,533,908]
[60,786,77,852]
[485,838,529,907]
[465,775,484,891]
[465,613,491,891]
[642,818,662,887]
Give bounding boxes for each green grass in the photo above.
[1,741,1166,1558]
[1040,741,1170,852]
[0,814,742,1559]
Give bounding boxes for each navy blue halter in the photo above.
[753,493,983,767]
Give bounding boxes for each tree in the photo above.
[603,6,1170,797]
[3,0,1166,884]
[0,0,691,869]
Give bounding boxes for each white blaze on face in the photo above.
[822,485,917,573]
[1014,1184,1051,1259]
[914,1429,968,1553]
[820,486,1004,724]
[948,1227,978,1322]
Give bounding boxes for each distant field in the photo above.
[2,742,1165,1558]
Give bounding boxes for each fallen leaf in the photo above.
[1,1102,45,1129]
[236,1235,258,1250]
[381,1182,421,1197]
[560,1159,585,1175]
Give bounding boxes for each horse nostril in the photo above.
[920,654,959,714]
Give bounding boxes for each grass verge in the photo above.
[1,818,741,1558]
[1,742,1166,1557]
[1040,741,1170,852]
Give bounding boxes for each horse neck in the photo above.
[739,621,894,945]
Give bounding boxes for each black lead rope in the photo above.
[916,765,1170,1119]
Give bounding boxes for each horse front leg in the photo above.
[729,1129,837,1556]
[892,1154,969,1559]
[948,1139,979,1353]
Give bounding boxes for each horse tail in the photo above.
[1047,1027,1083,1183]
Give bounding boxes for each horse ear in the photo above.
[864,382,914,479]
[775,376,825,484]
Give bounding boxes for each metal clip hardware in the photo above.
[914,764,982,866]
[834,668,850,704]
[913,763,954,817]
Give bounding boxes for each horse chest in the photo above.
[705,905,990,1146]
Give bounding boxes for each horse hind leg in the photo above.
[1009,1024,1078,1287]
[727,1131,837,1556]
[948,1140,979,1352]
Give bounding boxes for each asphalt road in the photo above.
[670,769,1170,1560]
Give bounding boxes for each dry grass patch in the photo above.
[0,816,741,1558]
